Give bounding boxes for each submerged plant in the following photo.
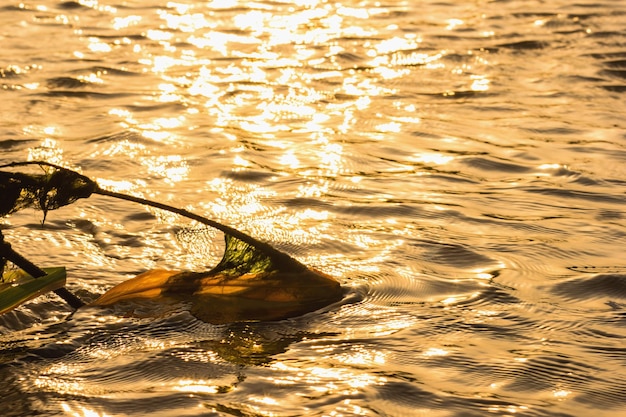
[0,162,342,323]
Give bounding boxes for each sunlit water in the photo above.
[1,1,626,416]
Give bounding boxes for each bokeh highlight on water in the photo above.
[1,1,625,416]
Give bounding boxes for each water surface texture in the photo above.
[1,1,626,416]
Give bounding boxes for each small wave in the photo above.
[494,40,549,51]
[36,90,133,99]
[522,187,625,205]
[551,274,626,300]
[420,241,499,269]
[0,139,36,150]
[503,354,600,391]
[46,76,91,89]
[460,156,532,173]
[373,381,440,417]
[58,1,87,9]
[70,66,140,77]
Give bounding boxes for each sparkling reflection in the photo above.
[6,0,621,416]
[87,37,112,53]
[423,347,450,357]
[143,155,189,184]
[410,152,454,165]
[27,138,64,164]
[553,389,572,400]
[112,15,141,30]
[61,403,111,417]
[336,346,387,366]
[174,379,219,394]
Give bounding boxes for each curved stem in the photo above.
[93,187,307,271]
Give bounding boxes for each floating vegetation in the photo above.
[0,162,342,323]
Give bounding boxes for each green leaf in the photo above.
[0,267,67,315]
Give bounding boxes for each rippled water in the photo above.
[1,1,626,416]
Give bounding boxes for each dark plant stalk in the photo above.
[93,186,307,271]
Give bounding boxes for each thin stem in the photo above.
[93,186,306,270]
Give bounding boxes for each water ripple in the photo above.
[2,0,626,416]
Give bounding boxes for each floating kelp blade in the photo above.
[0,267,67,315]
[0,161,96,219]
[91,188,344,323]
[1,161,344,322]
[92,234,343,324]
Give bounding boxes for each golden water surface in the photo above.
[1,1,625,416]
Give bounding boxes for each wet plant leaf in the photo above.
[0,267,67,315]
[93,235,343,324]
[0,162,96,220]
